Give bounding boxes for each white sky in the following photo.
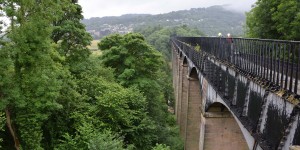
[78,0,257,19]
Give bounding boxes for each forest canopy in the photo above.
[0,0,182,149]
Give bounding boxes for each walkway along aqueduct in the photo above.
[171,37,300,150]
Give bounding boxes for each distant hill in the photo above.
[82,5,246,39]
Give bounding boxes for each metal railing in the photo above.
[173,37,300,95]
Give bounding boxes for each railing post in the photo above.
[294,44,300,94]
[173,37,300,97]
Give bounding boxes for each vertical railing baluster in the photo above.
[244,39,247,71]
[262,41,265,78]
[255,40,258,76]
[217,38,219,58]
[221,38,224,60]
[244,39,248,71]
[250,39,253,73]
[217,38,220,58]
[242,39,245,70]
[264,42,268,79]
[267,42,273,82]
[238,39,242,69]
[266,42,270,81]
[242,39,245,69]
[231,38,234,65]
[239,39,245,69]
[239,39,242,69]
[234,38,237,65]
[289,43,295,92]
[265,42,270,81]
[259,40,262,77]
[253,40,256,74]
[271,42,275,83]
[247,39,251,72]
[261,41,265,78]
[280,43,285,87]
[252,40,255,75]
[276,43,281,85]
[247,39,249,72]
[216,38,218,57]
[262,43,266,78]
[256,40,260,76]
[284,43,290,90]
[260,41,263,78]
[237,39,240,68]
[294,44,300,94]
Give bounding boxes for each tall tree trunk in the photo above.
[5,108,20,150]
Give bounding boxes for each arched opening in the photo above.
[204,102,248,150]
[206,102,228,113]
[183,56,187,65]
[184,67,202,150]
[189,67,198,79]
[179,51,183,58]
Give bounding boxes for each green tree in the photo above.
[56,123,131,150]
[1,1,183,149]
[99,33,183,150]
[245,0,280,39]
[99,33,164,113]
[0,0,66,149]
[272,0,300,40]
[0,112,5,148]
[40,1,95,148]
[51,0,92,73]
[135,25,203,108]
[99,33,163,86]
[246,0,300,40]
[152,144,171,150]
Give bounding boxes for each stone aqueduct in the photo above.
[171,37,300,150]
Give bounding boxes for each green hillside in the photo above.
[82,5,246,39]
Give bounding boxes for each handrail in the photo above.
[172,37,300,95]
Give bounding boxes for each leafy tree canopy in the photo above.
[0,1,183,149]
[246,0,300,40]
[98,33,183,150]
[99,33,164,86]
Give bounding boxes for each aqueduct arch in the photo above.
[172,37,300,150]
[184,67,203,150]
[203,102,248,150]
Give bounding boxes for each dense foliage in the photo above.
[98,33,183,150]
[0,0,182,150]
[133,25,203,107]
[246,0,300,40]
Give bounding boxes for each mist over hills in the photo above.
[82,5,246,39]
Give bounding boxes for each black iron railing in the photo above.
[173,37,300,95]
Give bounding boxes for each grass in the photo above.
[91,50,102,56]
[88,40,102,56]
[88,40,100,50]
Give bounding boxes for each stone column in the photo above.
[174,53,179,117]
[172,46,177,90]
[180,63,188,138]
[185,74,202,150]
[177,58,183,124]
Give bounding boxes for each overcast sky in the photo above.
[78,0,257,19]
